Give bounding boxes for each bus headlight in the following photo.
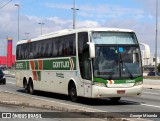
[134,81,143,86]
[93,82,106,87]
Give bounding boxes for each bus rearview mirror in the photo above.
[87,42,95,58]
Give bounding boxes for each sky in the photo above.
[0,0,160,57]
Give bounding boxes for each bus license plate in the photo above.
[117,90,125,94]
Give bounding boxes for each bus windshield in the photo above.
[93,46,142,79]
[91,32,142,79]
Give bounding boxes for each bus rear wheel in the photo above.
[69,83,78,102]
[24,81,29,93]
[3,80,6,85]
[28,80,34,94]
[109,97,121,102]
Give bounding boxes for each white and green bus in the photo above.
[16,28,143,102]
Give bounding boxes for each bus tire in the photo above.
[23,79,29,93]
[3,80,6,85]
[69,82,78,102]
[110,97,121,102]
[28,79,34,95]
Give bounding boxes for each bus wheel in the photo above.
[109,97,121,103]
[28,80,34,95]
[24,80,29,93]
[69,83,78,102]
[3,80,6,85]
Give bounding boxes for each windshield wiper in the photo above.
[119,53,123,65]
[118,51,133,79]
[117,52,123,78]
[123,64,134,79]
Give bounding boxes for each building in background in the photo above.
[0,38,15,68]
[141,43,160,74]
[141,43,160,66]
[7,38,13,67]
[0,55,15,67]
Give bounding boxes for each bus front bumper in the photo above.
[92,85,142,98]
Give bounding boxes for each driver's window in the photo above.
[78,32,91,80]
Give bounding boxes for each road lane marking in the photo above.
[6,82,16,85]
[6,77,15,79]
[141,104,160,109]
[143,92,160,95]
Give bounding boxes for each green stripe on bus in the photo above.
[26,61,29,70]
[16,61,26,70]
[43,57,76,70]
[34,60,38,70]
[93,77,107,84]
[134,77,143,82]
[72,57,77,70]
[93,77,143,84]
[16,57,77,71]
[37,71,41,81]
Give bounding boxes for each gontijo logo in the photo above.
[53,61,69,69]
[52,57,75,70]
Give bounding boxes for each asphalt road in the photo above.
[1,77,160,121]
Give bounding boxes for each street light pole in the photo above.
[155,0,158,75]
[15,4,20,41]
[71,0,79,29]
[38,23,45,35]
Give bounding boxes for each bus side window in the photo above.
[16,45,21,60]
[22,44,26,59]
[34,41,39,58]
[64,36,69,56]
[64,34,76,56]
[47,39,52,57]
[40,41,46,58]
[45,40,49,57]
[55,39,61,56]
[52,40,56,57]
[70,34,76,56]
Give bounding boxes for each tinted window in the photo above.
[16,34,76,60]
[93,46,142,79]
[78,32,91,80]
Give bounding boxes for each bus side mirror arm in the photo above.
[87,42,95,58]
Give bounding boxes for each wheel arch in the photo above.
[68,78,77,95]
[23,76,28,88]
[28,76,34,94]
[28,77,33,84]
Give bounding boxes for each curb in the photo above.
[0,101,143,121]
[0,91,148,121]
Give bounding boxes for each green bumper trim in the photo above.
[93,77,143,84]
